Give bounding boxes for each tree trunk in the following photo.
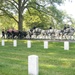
[18,0,23,31]
[18,14,23,31]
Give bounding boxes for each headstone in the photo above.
[2,40,5,46]
[28,55,39,75]
[13,40,17,47]
[44,41,48,49]
[64,41,69,50]
[27,40,31,48]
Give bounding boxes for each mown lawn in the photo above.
[0,39,75,75]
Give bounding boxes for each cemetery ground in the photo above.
[0,39,75,75]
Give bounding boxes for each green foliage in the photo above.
[24,8,51,29]
[0,0,73,30]
[24,5,66,29]
[0,15,17,30]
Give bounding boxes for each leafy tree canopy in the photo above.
[0,0,73,30]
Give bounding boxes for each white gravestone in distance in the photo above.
[2,39,5,46]
[28,55,39,75]
[64,41,69,50]
[44,41,48,49]
[13,40,17,47]
[27,40,31,48]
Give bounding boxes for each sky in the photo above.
[57,0,75,19]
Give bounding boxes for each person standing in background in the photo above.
[2,29,5,38]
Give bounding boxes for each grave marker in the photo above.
[27,40,31,48]
[28,55,39,75]
[64,41,69,50]
[44,41,48,49]
[13,40,17,47]
[2,40,5,46]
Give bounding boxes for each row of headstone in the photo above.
[1,40,69,50]
[1,39,17,47]
[27,40,69,50]
[28,42,69,75]
[28,41,69,75]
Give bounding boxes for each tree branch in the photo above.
[27,8,32,16]
[21,0,28,12]
[0,8,18,23]
[8,0,18,10]
[0,15,4,16]
[22,0,28,7]
[12,0,18,5]
[22,0,25,7]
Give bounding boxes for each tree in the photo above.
[0,15,17,30]
[24,8,51,29]
[24,3,67,29]
[0,0,67,31]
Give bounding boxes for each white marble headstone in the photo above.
[28,55,39,75]
[13,40,17,47]
[27,40,31,48]
[64,41,69,50]
[44,41,48,49]
[2,40,5,46]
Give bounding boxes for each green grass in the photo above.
[0,39,75,75]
